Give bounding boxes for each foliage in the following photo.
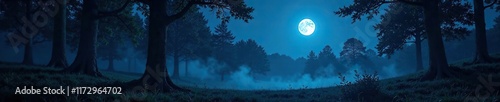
[337,70,390,101]
[375,1,472,58]
[304,51,319,77]
[374,4,424,58]
[167,6,211,61]
[98,0,144,45]
[94,0,144,71]
[304,45,348,78]
[234,39,270,75]
[340,38,366,67]
[0,0,54,45]
[211,22,238,78]
[317,45,336,67]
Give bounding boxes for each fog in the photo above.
[1,32,499,91]
[165,59,405,90]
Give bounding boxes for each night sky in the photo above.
[201,0,500,59]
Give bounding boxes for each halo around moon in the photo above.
[298,19,315,36]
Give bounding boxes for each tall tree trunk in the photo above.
[108,59,114,71]
[22,0,33,65]
[415,34,423,71]
[66,0,102,77]
[185,60,189,77]
[172,54,180,79]
[47,0,68,68]
[22,40,33,65]
[472,0,492,63]
[131,0,186,92]
[421,0,456,80]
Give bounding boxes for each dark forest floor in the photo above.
[0,54,500,102]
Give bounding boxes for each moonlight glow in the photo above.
[298,19,315,36]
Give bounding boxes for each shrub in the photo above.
[337,70,391,101]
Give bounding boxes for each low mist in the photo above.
[166,59,408,90]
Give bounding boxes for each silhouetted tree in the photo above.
[470,0,499,63]
[375,3,472,71]
[234,39,270,76]
[65,0,131,77]
[47,0,69,68]
[167,6,210,79]
[267,53,306,78]
[304,51,319,78]
[185,23,213,77]
[318,45,347,74]
[212,22,237,81]
[1,0,53,65]
[129,0,253,92]
[340,38,366,67]
[97,0,144,72]
[335,0,472,80]
[318,45,335,67]
[97,36,126,71]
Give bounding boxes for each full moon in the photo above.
[298,19,315,36]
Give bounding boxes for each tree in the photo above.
[99,0,144,72]
[211,22,238,81]
[47,0,68,68]
[318,45,347,74]
[470,0,499,63]
[1,0,53,65]
[96,10,143,72]
[187,22,213,77]
[66,0,131,76]
[304,51,319,78]
[234,39,270,76]
[335,0,471,80]
[340,38,366,67]
[318,45,335,67]
[375,3,472,71]
[96,35,126,71]
[129,0,253,92]
[167,6,210,79]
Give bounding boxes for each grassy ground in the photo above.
[0,55,499,102]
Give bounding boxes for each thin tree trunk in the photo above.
[421,0,457,80]
[131,0,187,92]
[108,59,114,71]
[66,0,102,77]
[172,54,180,79]
[47,0,68,68]
[22,0,33,65]
[415,34,423,71]
[472,0,491,63]
[23,40,33,65]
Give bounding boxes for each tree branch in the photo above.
[113,15,135,35]
[96,0,131,19]
[166,0,224,24]
[383,0,423,6]
[484,0,498,10]
[133,0,150,5]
